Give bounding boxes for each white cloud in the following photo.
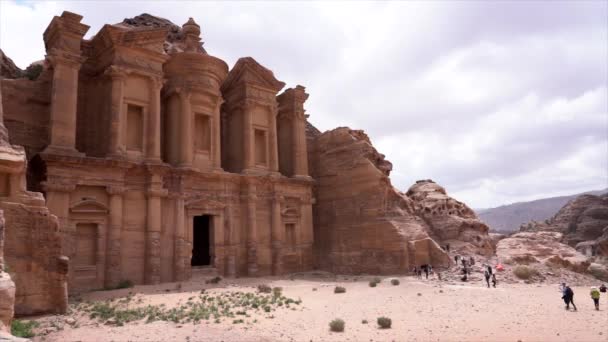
[1,0,606,209]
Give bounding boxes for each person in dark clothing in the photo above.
[454,255,459,263]
[461,258,467,267]
[446,243,450,252]
[469,256,475,266]
[486,265,493,276]
[484,268,491,288]
[491,273,497,288]
[562,285,577,311]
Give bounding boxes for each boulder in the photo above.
[0,273,15,333]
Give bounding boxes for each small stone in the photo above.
[417,293,422,296]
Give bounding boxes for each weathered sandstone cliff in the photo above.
[308,127,492,274]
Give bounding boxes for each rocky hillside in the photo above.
[477,189,607,233]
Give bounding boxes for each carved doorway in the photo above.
[192,215,213,266]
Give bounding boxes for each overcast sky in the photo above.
[1,0,606,208]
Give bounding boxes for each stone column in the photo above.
[213,99,223,170]
[105,185,125,288]
[269,103,280,173]
[277,86,310,178]
[242,102,254,172]
[172,194,187,281]
[271,194,284,275]
[293,112,309,177]
[145,185,165,285]
[105,66,127,158]
[146,76,163,162]
[179,91,193,167]
[44,55,84,156]
[42,11,89,157]
[213,213,225,275]
[225,205,237,277]
[245,180,258,275]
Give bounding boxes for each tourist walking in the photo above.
[562,285,577,311]
[484,268,491,288]
[491,273,497,288]
[590,287,600,310]
[469,256,475,266]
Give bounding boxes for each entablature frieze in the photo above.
[41,180,76,193]
[106,185,127,196]
[46,49,86,69]
[147,188,168,198]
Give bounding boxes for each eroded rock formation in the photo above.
[520,193,608,259]
[0,54,68,317]
[309,127,492,274]
[407,180,494,255]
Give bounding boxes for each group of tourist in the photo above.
[559,282,607,311]
[412,264,434,279]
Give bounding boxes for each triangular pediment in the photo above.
[222,57,285,94]
[70,199,109,214]
[90,24,167,56]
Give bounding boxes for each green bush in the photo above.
[390,279,400,286]
[334,286,346,294]
[377,316,391,329]
[372,277,381,284]
[361,319,368,324]
[257,284,272,293]
[369,281,377,287]
[11,320,39,338]
[329,318,345,332]
[272,287,282,297]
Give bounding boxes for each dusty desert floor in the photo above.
[29,273,608,342]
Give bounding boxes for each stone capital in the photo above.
[106,185,126,196]
[148,76,165,91]
[147,188,168,198]
[104,65,129,80]
[46,51,85,69]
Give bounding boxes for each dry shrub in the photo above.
[513,265,538,280]
[334,286,346,294]
[257,284,272,293]
[329,318,345,332]
[377,316,392,329]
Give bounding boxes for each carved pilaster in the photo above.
[244,180,258,276]
[105,185,125,287]
[146,76,164,162]
[271,193,284,275]
[145,186,166,285]
[179,91,193,168]
[105,66,128,158]
[42,11,89,157]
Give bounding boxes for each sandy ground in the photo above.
[30,274,608,342]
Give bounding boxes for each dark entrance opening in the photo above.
[192,215,211,266]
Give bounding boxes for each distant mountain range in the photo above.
[476,188,608,233]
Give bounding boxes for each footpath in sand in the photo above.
[31,274,608,342]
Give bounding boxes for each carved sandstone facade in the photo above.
[1,12,313,295]
[1,12,496,317]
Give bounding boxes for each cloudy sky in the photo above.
[1,0,606,208]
